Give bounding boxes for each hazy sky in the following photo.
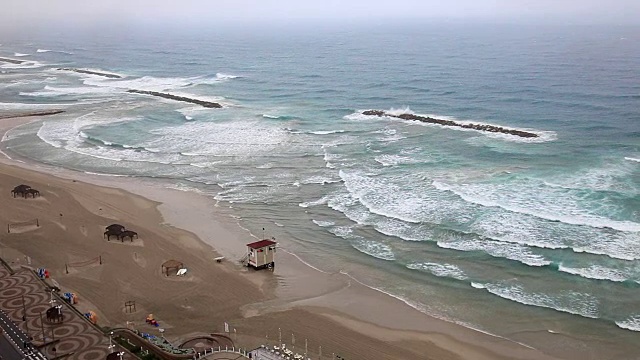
[3,0,640,28]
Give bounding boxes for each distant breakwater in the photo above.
[57,68,122,79]
[362,110,538,138]
[0,110,65,119]
[127,90,222,108]
[0,57,24,64]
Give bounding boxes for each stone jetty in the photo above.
[57,68,122,79]
[362,110,538,138]
[0,110,65,119]
[0,57,24,64]
[127,90,223,108]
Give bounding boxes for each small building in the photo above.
[246,239,277,270]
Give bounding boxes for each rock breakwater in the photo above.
[57,68,122,79]
[127,90,222,108]
[362,110,538,138]
[0,57,24,64]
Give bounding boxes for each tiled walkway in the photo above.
[0,265,135,360]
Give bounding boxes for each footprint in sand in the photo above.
[52,220,67,230]
[133,252,147,267]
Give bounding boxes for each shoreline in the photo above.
[0,113,560,359]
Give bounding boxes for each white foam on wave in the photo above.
[312,219,335,227]
[14,53,30,57]
[471,210,640,261]
[82,75,193,92]
[375,154,420,167]
[472,282,600,319]
[83,171,130,177]
[301,175,340,185]
[21,85,117,97]
[545,161,638,194]
[624,157,640,163]
[616,315,640,332]
[407,262,468,280]
[558,264,634,283]
[150,120,289,157]
[438,237,551,267]
[432,180,640,232]
[36,122,63,148]
[1,60,44,69]
[299,195,329,208]
[0,102,74,111]
[216,73,240,80]
[189,161,225,168]
[165,182,206,194]
[262,114,280,119]
[35,112,181,164]
[36,49,51,53]
[309,130,346,135]
[352,238,395,261]
[339,170,472,225]
[469,211,569,250]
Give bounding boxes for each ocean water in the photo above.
[1,23,639,358]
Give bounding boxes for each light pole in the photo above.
[108,331,115,353]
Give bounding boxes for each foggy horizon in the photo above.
[3,0,640,32]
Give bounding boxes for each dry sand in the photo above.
[0,113,562,360]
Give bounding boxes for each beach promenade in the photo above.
[0,264,136,360]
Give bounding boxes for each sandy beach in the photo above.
[0,112,562,360]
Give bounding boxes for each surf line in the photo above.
[362,110,539,138]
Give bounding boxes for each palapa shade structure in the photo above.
[161,259,184,276]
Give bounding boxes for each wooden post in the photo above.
[99,255,102,265]
[36,218,39,227]
[65,264,68,274]
[7,224,10,233]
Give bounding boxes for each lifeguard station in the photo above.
[244,239,277,270]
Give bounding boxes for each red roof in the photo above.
[247,239,277,249]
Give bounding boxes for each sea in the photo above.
[1,22,639,358]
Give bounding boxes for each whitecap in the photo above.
[309,130,346,135]
[216,73,240,80]
[407,262,468,280]
[14,53,30,57]
[625,157,640,163]
[36,49,51,53]
[557,264,633,283]
[375,154,420,167]
[312,219,335,227]
[616,315,640,332]
[299,195,329,208]
[432,180,640,232]
[437,238,551,267]
[352,238,395,261]
[473,282,599,319]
